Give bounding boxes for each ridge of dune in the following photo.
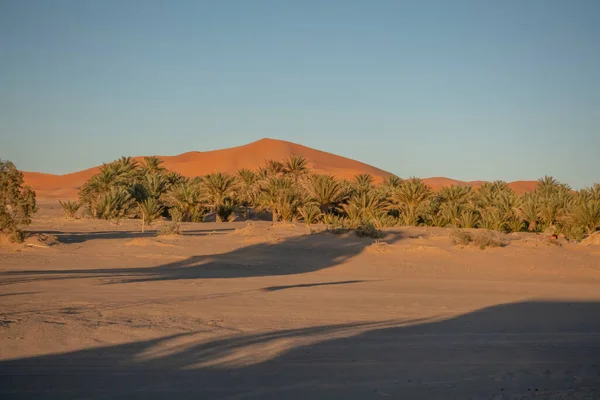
[21,138,538,199]
[422,177,536,194]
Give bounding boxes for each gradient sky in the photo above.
[1,0,598,188]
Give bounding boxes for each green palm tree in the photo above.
[93,186,134,222]
[143,173,169,199]
[141,156,166,175]
[303,174,347,214]
[457,207,480,228]
[339,191,384,228]
[200,173,237,222]
[237,169,259,219]
[519,193,541,232]
[536,176,562,199]
[440,185,473,204]
[128,182,149,203]
[165,182,204,222]
[352,173,374,194]
[258,176,295,222]
[388,178,432,225]
[298,204,321,226]
[282,155,309,182]
[263,159,285,176]
[579,184,600,202]
[138,197,163,232]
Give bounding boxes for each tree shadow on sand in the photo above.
[0,231,405,285]
[1,300,599,399]
[28,227,236,244]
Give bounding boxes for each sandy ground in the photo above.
[1,201,599,399]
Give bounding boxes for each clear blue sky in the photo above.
[1,0,598,188]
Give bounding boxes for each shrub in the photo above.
[323,213,345,229]
[450,229,473,246]
[92,187,134,222]
[372,213,398,229]
[138,198,163,232]
[8,230,25,243]
[0,160,37,238]
[298,204,321,226]
[472,231,503,249]
[58,200,81,219]
[157,223,181,236]
[216,198,236,222]
[355,223,384,239]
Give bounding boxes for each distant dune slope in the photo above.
[21,138,537,199]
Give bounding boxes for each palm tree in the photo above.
[536,176,562,199]
[92,186,134,222]
[113,156,139,181]
[519,193,541,232]
[353,173,374,194]
[457,207,480,228]
[440,185,473,204]
[388,178,432,225]
[383,175,403,188]
[128,182,149,203]
[303,174,347,214]
[165,182,204,222]
[264,159,285,176]
[258,176,295,222]
[237,169,259,219]
[141,156,166,175]
[579,184,600,203]
[200,173,237,222]
[138,197,163,233]
[282,155,309,183]
[339,191,384,228]
[143,173,169,199]
[298,204,321,226]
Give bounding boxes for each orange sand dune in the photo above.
[21,138,538,199]
[422,177,537,194]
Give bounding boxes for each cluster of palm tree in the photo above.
[75,155,600,240]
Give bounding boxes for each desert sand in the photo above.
[22,138,538,199]
[1,201,599,399]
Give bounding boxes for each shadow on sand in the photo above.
[1,300,599,399]
[29,227,236,244]
[1,231,405,285]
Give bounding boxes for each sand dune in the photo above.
[21,138,537,198]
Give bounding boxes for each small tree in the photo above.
[138,197,163,232]
[0,160,37,242]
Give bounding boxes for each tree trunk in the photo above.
[272,209,279,222]
[141,214,145,233]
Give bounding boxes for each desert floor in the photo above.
[1,202,600,399]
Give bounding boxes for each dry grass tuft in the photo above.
[157,223,181,236]
[450,229,504,249]
[450,229,473,246]
[581,232,600,246]
[472,231,503,249]
[355,223,384,239]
